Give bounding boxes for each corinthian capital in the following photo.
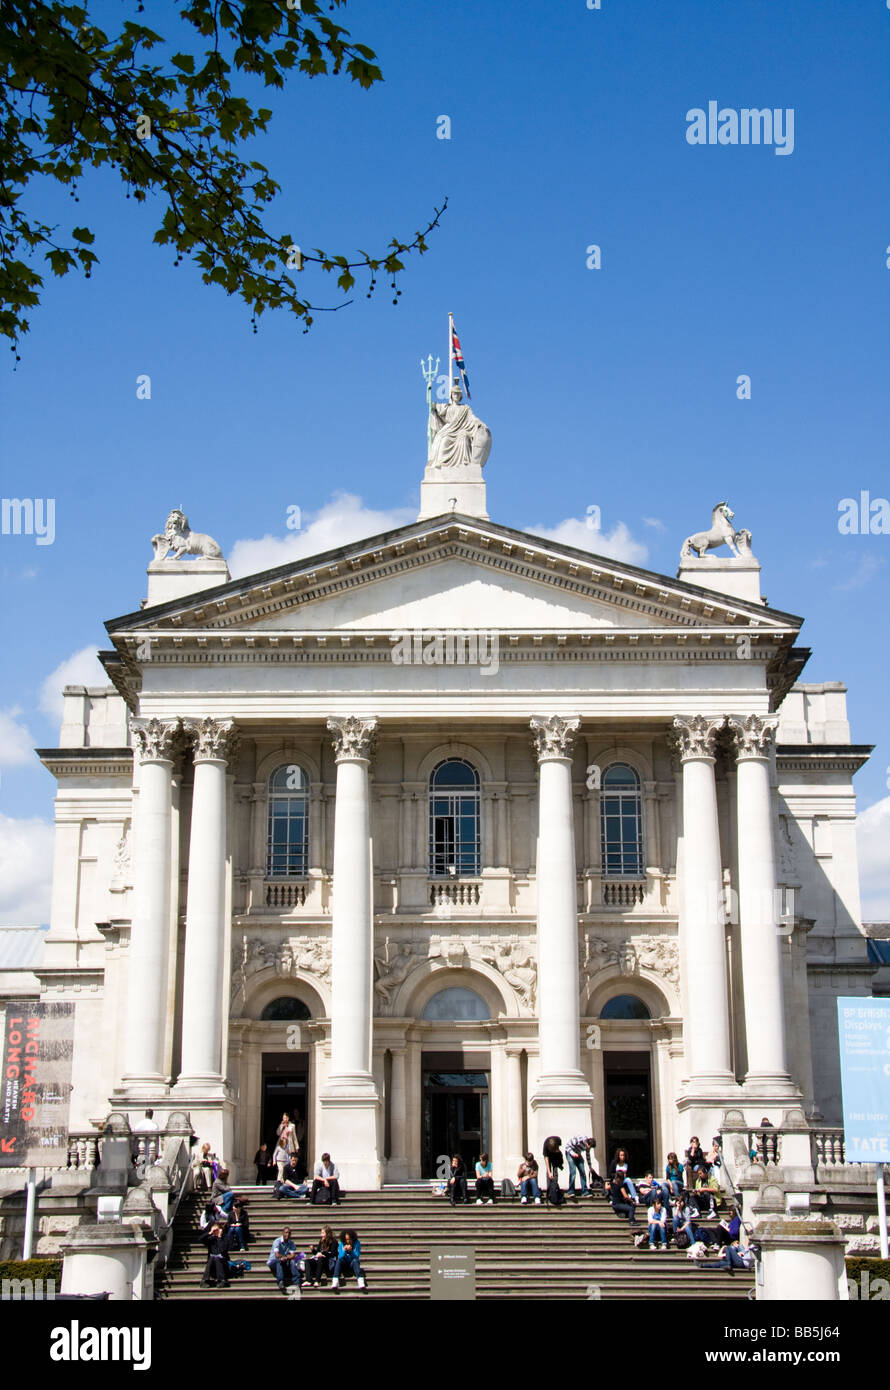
[530,714,580,762]
[184,716,238,762]
[130,716,181,763]
[671,714,725,761]
[327,716,378,763]
[727,713,778,761]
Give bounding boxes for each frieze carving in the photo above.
[671,714,725,761]
[232,932,331,999]
[726,713,778,760]
[327,716,378,763]
[580,932,680,993]
[110,821,132,893]
[184,715,238,762]
[373,933,538,1016]
[130,716,181,762]
[529,714,580,761]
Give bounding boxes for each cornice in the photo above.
[105,516,802,635]
[37,747,134,778]
[776,745,873,774]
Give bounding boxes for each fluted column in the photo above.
[319,716,382,1188]
[728,714,797,1094]
[529,715,594,1134]
[672,715,734,1088]
[175,717,237,1094]
[120,717,180,1094]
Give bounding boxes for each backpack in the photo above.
[675,1230,691,1250]
[501,1177,516,1198]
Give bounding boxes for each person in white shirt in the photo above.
[312,1152,341,1205]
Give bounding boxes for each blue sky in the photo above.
[1,0,888,921]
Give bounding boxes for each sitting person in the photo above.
[210,1168,234,1218]
[715,1204,742,1247]
[684,1136,707,1189]
[474,1152,495,1205]
[447,1155,468,1206]
[647,1192,668,1250]
[312,1153,341,1206]
[227,1195,250,1250]
[607,1147,638,1202]
[200,1220,232,1288]
[698,1238,754,1272]
[332,1228,366,1293]
[636,1170,670,1210]
[693,1165,720,1217]
[664,1152,684,1198]
[304,1224,338,1288]
[673,1196,698,1246]
[274,1173,310,1200]
[518,1153,541,1205]
[193,1141,216,1192]
[267,1226,301,1292]
[609,1174,637,1225]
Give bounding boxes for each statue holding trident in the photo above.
[421,313,492,473]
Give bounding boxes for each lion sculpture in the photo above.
[151,509,223,561]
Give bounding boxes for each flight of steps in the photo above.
[158,1185,753,1300]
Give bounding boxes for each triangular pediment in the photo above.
[108,513,802,637]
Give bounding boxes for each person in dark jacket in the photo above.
[684,1136,706,1189]
[447,1154,468,1205]
[253,1143,271,1184]
[607,1148,639,1202]
[543,1136,565,1206]
[200,1221,232,1287]
[228,1195,250,1250]
[304,1224,338,1287]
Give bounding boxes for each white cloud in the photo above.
[857,797,890,921]
[228,492,415,580]
[642,516,666,532]
[527,516,649,567]
[38,645,104,722]
[0,814,53,926]
[833,553,885,592]
[0,707,35,767]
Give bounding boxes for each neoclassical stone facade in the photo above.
[26,476,876,1189]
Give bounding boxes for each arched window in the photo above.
[429,758,480,877]
[260,996,312,1021]
[600,763,643,877]
[421,987,490,1021]
[600,994,651,1020]
[267,764,309,877]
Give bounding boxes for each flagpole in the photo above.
[448,311,454,393]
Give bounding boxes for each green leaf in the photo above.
[71,227,95,244]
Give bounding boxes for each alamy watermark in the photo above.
[686,103,795,156]
[837,491,890,535]
[391,628,499,677]
[1,498,55,545]
[2,1275,56,1301]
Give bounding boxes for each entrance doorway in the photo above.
[421,1051,490,1177]
[261,1052,309,1179]
[603,1051,653,1176]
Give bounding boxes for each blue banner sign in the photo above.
[837,997,890,1162]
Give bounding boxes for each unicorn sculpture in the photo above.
[681,502,751,560]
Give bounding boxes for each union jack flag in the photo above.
[451,322,471,399]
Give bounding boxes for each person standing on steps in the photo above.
[565,1136,592,1197]
[543,1136,565,1206]
[277,1111,299,1171]
[253,1142,271,1184]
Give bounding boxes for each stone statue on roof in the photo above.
[427,383,492,473]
